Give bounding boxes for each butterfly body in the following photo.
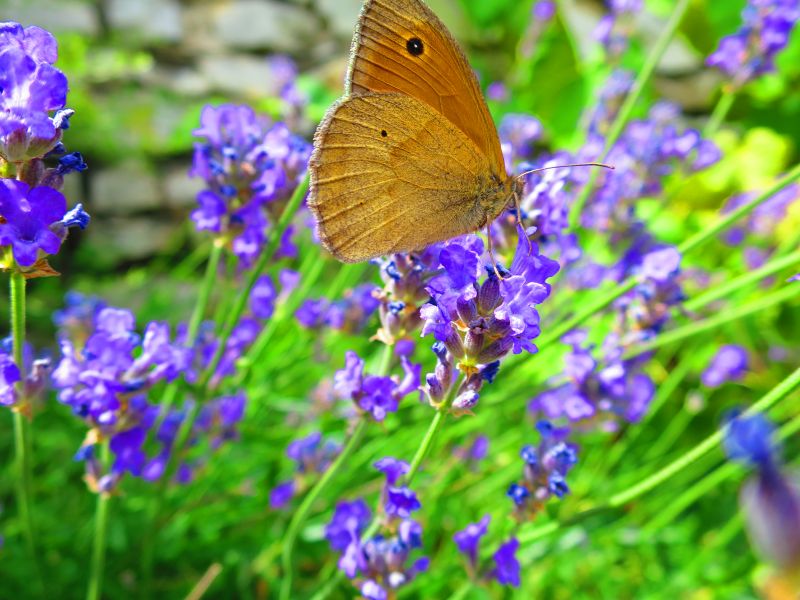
[308,0,515,263]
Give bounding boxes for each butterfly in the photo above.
[307,0,522,264]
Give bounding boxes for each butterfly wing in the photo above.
[346,0,506,177]
[308,92,499,262]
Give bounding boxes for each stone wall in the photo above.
[3,0,364,265]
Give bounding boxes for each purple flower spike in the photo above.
[0,352,21,406]
[724,411,777,469]
[453,514,491,568]
[0,25,70,162]
[0,179,68,266]
[269,480,296,509]
[492,537,521,587]
[385,486,421,518]
[702,345,748,388]
[375,457,409,486]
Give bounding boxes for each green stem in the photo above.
[703,89,736,138]
[644,401,800,534]
[624,284,797,360]
[406,410,447,485]
[678,163,800,256]
[279,418,368,600]
[519,366,800,544]
[608,365,800,507]
[86,442,112,600]
[279,342,393,600]
[10,271,37,567]
[200,174,309,390]
[186,241,224,346]
[684,249,800,312]
[568,0,691,229]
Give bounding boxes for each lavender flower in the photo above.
[419,229,559,413]
[270,432,341,509]
[453,514,490,571]
[0,22,70,163]
[506,421,578,520]
[491,537,521,587]
[594,0,642,62]
[707,1,800,87]
[0,340,50,412]
[296,284,379,333]
[724,412,800,571]
[326,492,428,596]
[189,104,311,266]
[702,345,749,388]
[0,179,89,269]
[530,331,654,429]
[333,351,419,421]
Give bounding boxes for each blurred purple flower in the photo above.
[492,537,521,587]
[333,351,419,421]
[454,514,490,569]
[702,345,748,388]
[506,421,578,520]
[707,1,800,86]
[724,411,800,570]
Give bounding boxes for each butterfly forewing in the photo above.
[347,0,506,176]
[308,93,494,262]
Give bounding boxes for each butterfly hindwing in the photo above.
[308,92,493,262]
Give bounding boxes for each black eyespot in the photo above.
[406,37,424,56]
[381,130,388,137]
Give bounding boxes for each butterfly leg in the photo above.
[512,191,534,256]
[485,221,504,279]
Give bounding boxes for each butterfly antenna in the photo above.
[514,162,614,183]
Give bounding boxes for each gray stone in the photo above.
[214,0,320,52]
[87,217,175,261]
[3,0,100,35]
[655,71,720,111]
[164,165,205,209]
[107,0,183,43]
[316,0,362,39]
[198,53,274,96]
[92,162,162,215]
[156,67,212,97]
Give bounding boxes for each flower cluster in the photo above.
[594,0,642,61]
[0,339,50,413]
[51,293,254,491]
[325,458,428,599]
[333,350,419,421]
[453,515,521,587]
[189,103,311,267]
[420,228,559,413]
[51,302,188,491]
[270,431,341,509]
[702,345,748,388]
[0,22,89,274]
[707,0,800,87]
[530,331,653,429]
[0,22,70,164]
[722,184,800,272]
[506,421,578,521]
[296,283,379,333]
[724,411,800,572]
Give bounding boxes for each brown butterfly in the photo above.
[308,0,521,263]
